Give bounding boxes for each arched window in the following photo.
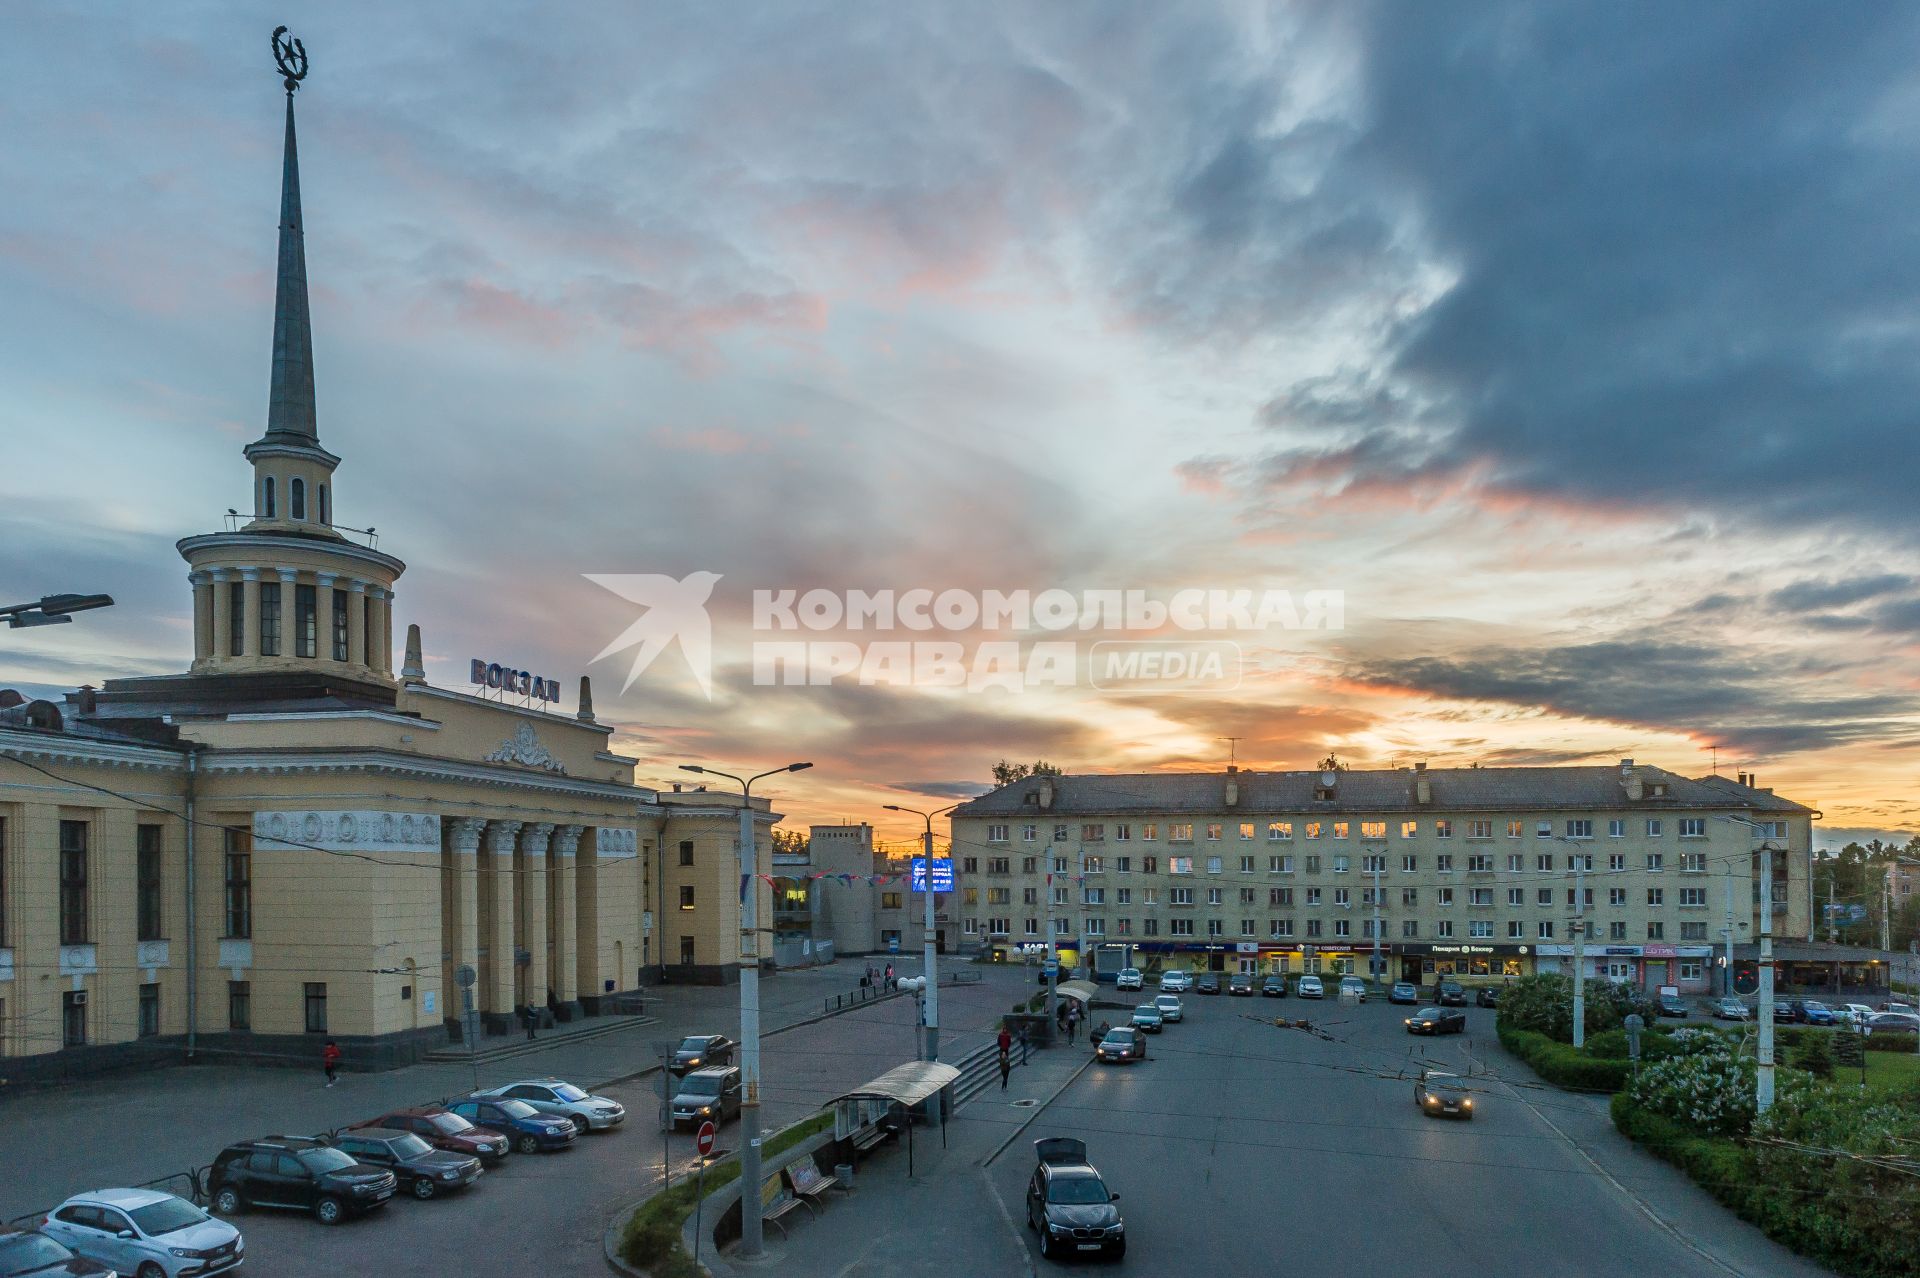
[291,478,306,521]
[263,476,276,519]
[318,484,329,525]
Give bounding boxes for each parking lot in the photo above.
[0,965,1029,1277]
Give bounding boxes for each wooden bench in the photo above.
[787,1160,847,1205]
[760,1172,813,1238]
[849,1115,900,1152]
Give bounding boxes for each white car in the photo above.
[1153,994,1184,1022]
[1835,1003,1878,1026]
[1159,970,1192,992]
[1115,968,1144,991]
[1297,975,1324,999]
[1339,976,1368,1003]
[473,1077,627,1132]
[42,1188,243,1277]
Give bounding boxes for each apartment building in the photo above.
[949,762,1814,991]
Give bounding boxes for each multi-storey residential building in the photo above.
[950,762,1814,993]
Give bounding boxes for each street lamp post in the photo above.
[0,592,114,629]
[883,803,958,1063]
[1715,813,1783,1114]
[679,760,812,1262]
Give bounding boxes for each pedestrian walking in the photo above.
[321,1039,341,1088]
[1018,1024,1030,1064]
[885,962,895,991]
[997,1025,1013,1057]
[998,1050,1013,1090]
[522,1002,537,1041]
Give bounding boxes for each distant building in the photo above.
[950,761,1815,993]
[768,824,963,960]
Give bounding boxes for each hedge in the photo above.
[618,1110,835,1276]
[1497,1022,1631,1092]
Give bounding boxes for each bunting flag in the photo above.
[739,872,751,901]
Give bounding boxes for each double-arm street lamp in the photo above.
[883,803,958,1063]
[679,760,812,1261]
[1,593,114,629]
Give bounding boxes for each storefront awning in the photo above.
[830,1060,961,1109]
[1055,979,1099,1005]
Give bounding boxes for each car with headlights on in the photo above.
[0,1227,115,1278]
[1026,1138,1124,1260]
[1096,1027,1147,1064]
[1114,968,1143,991]
[670,1066,743,1129]
[355,1105,511,1164]
[41,1188,242,1277]
[473,1078,626,1133]
[1413,1069,1474,1119]
[206,1136,396,1224]
[668,1035,736,1076]
[330,1129,481,1200]
[1405,1006,1466,1035]
[445,1098,577,1154]
[1130,1004,1165,1034]
[1152,994,1183,1023]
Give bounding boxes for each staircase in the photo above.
[423,1012,660,1067]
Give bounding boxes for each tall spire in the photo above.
[262,26,316,447]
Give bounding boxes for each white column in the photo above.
[210,568,234,661]
[315,572,338,662]
[241,568,262,658]
[275,568,298,658]
[448,818,484,1016]
[519,823,555,1011]
[554,825,583,1006]
[346,580,367,669]
[189,571,212,661]
[482,820,522,1021]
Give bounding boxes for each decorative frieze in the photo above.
[59,944,99,977]
[483,723,567,774]
[597,827,639,859]
[136,940,170,970]
[254,809,443,853]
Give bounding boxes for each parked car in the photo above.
[1131,1003,1165,1033]
[1026,1138,1125,1260]
[330,1129,480,1200]
[1883,1001,1916,1015]
[1835,1003,1879,1026]
[1152,994,1183,1023]
[0,1228,114,1278]
[472,1078,626,1132]
[42,1188,243,1277]
[1772,1001,1795,1023]
[671,1066,743,1129]
[1405,1006,1467,1035]
[1339,976,1367,1003]
[1789,999,1837,1025]
[1195,974,1222,996]
[354,1105,511,1164]
[1297,975,1324,999]
[206,1136,397,1224]
[1096,1027,1148,1064]
[1159,970,1192,992]
[1475,986,1501,1008]
[1413,1069,1474,1120]
[1261,975,1288,998]
[1388,981,1419,1005]
[669,1035,736,1075]
[1711,997,1751,1022]
[1865,1012,1920,1035]
[1115,968,1144,991]
[445,1097,577,1154]
[1226,973,1253,996]
[1656,993,1689,1018]
[1435,980,1467,1007]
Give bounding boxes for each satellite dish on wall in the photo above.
[1320,771,1337,788]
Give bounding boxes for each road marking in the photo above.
[981,1165,1038,1278]
[1462,1038,1747,1278]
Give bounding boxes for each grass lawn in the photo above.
[1857,1048,1920,1096]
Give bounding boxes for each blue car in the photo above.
[1793,1000,1837,1026]
[1388,982,1420,1005]
[447,1097,578,1154]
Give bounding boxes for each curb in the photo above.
[593,988,912,1093]
[980,1052,1096,1167]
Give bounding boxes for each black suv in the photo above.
[331,1128,482,1200]
[208,1136,397,1224]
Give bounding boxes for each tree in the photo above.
[992,759,1062,787]
[769,828,809,857]
[1318,753,1344,772]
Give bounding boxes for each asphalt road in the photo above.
[989,990,1836,1278]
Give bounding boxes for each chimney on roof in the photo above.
[1226,764,1238,774]
[671,782,681,792]
[78,684,97,715]
[1414,761,1426,771]
[1622,759,1644,802]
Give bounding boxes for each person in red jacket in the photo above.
[322,1039,342,1088]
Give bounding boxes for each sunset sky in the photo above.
[3,3,1917,850]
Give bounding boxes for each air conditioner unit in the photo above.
[70,991,89,1005]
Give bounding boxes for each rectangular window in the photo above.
[331,590,350,661]
[1022,824,1037,842]
[59,819,88,945]
[1332,821,1350,840]
[679,840,695,866]
[1402,854,1417,872]
[1208,918,1224,936]
[1470,920,1493,939]
[1305,855,1322,874]
[1507,853,1523,872]
[1333,888,1350,907]
[1306,887,1322,906]
[1142,856,1158,874]
[1086,918,1105,936]
[1608,853,1626,872]
[1082,887,1105,905]
[1401,820,1418,839]
[1170,887,1194,906]
[1437,887,1454,906]
[1114,824,1131,842]
[1401,887,1418,907]
[1238,822,1255,840]
[223,827,252,939]
[1207,887,1224,906]
[1305,822,1322,840]
[1361,821,1386,840]
[1023,887,1038,904]
[1566,819,1593,839]
[1268,821,1292,840]
[1508,920,1525,939]
[1467,820,1493,839]
[1274,918,1295,937]
[227,581,246,656]
[1270,855,1291,873]
[1679,960,1703,981]
[987,824,1009,843]
[1306,919,1322,937]
[137,825,164,942]
[1206,856,1223,874]
[1205,823,1223,841]
[1506,820,1524,838]
[1537,888,1553,906]
[1143,919,1159,936]
[259,581,282,656]
[1647,819,1663,837]
[1536,854,1554,872]
[1333,918,1350,937]
[1170,823,1193,842]
[1538,921,1555,939]
[1434,820,1453,839]
[1608,819,1626,838]
[1680,887,1707,907]
[1609,921,1627,940]
[1469,888,1493,906]
[1402,920,1418,938]
[1333,855,1350,874]
[303,982,328,1033]
[1468,854,1493,872]
[1681,922,1707,940]
[1609,887,1627,907]
[1682,852,1707,872]
[1647,888,1664,906]
[1024,918,1039,936]
[679,885,696,910]
[1170,919,1194,936]
[63,991,87,1047]
[1054,825,1069,843]
[138,983,160,1038]
[1239,855,1255,873]
[1084,856,1104,875]
[1270,887,1294,906]
[1141,824,1158,841]
[680,936,696,964]
[1082,824,1105,842]
[1679,819,1705,838]
[1508,887,1524,906]
[1437,920,1453,938]
[1647,921,1665,940]
[882,892,903,909]
[1436,854,1453,873]
[228,980,251,1031]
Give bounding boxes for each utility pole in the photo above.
[1043,845,1058,1035]
[1077,843,1087,980]
[1572,851,1587,1049]
[1724,868,1737,997]
[1758,841,1776,1112]
[882,803,956,1063]
[1370,860,1384,987]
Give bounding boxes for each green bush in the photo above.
[1833,1028,1866,1068]
[1792,1033,1833,1078]
[1498,1023,1631,1092]
[1584,1025,1681,1062]
[1498,972,1659,1044]
[1865,1031,1918,1054]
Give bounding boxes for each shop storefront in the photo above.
[1397,942,1532,986]
[1531,944,1715,991]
